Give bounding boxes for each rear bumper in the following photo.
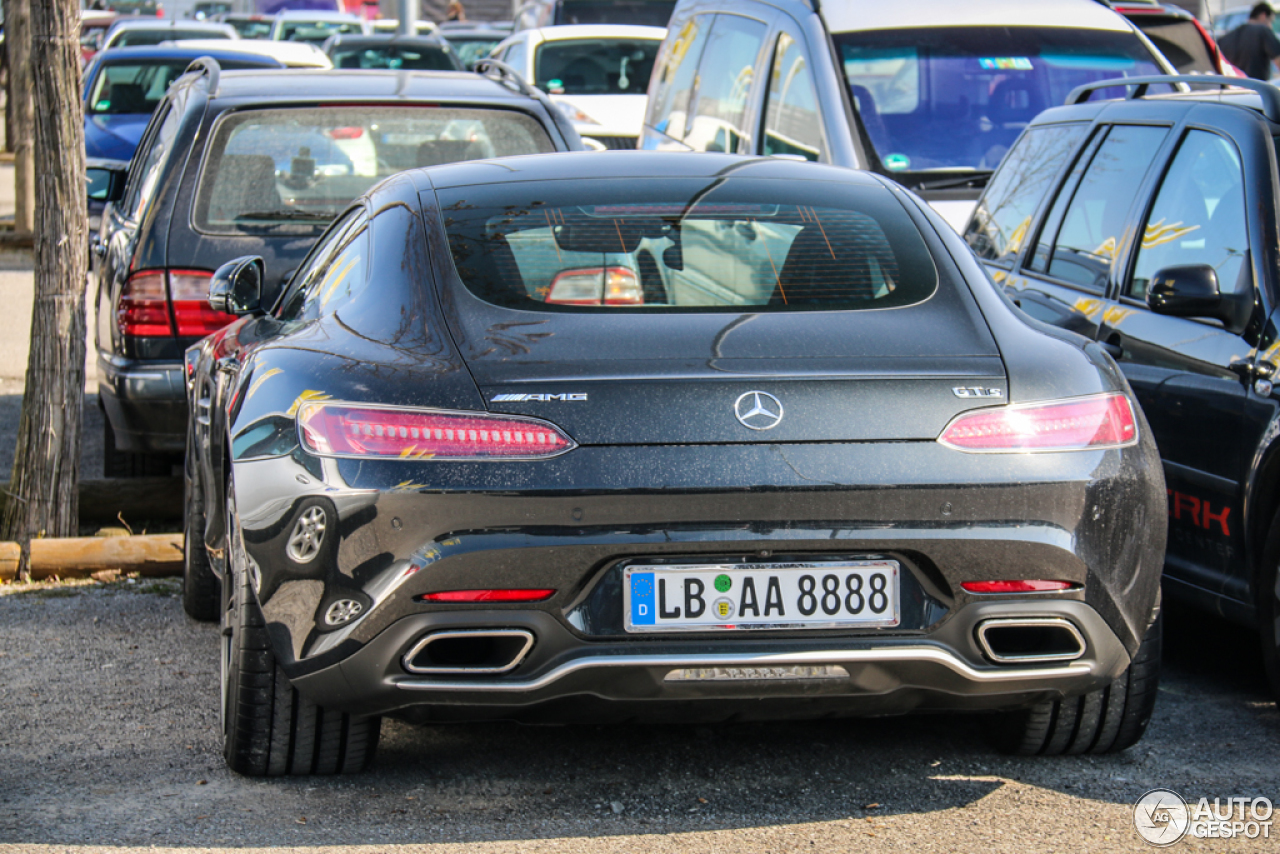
[292,599,1131,720]
[97,354,186,453]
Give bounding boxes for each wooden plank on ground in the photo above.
[0,534,183,581]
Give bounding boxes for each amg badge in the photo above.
[491,393,588,402]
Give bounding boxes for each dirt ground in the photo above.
[0,578,1275,853]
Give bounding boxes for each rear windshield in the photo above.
[194,106,556,235]
[448,36,503,67]
[110,28,232,47]
[535,38,661,96]
[279,20,363,43]
[439,178,937,312]
[329,43,460,70]
[87,59,268,114]
[227,19,273,39]
[1135,19,1215,74]
[833,27,1165,176]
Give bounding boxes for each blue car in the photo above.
[83,46,285,161]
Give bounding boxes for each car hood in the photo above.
[85,113,150,161]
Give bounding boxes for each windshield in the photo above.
[228,19,273,39]
[833,27,1166,176]
[329,43,460,70]
[110,28,232,48]
[280,20,363,43]
[1133,19,1215,74]
[535,38,660,95]
[555,0,675,27]
[439,178,937,312]
[448,36,502,67]
[194,106,556,235]
[88,60,267,114]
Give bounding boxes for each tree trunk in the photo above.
[7,0,35,231]
[0,0,88,579]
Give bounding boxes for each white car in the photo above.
[491,24,665,149]
[101,18,237,50]
[370,19,440,36]
[270,10,368,45]
[166,38,333,68]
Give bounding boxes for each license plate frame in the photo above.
[623,559,901,633]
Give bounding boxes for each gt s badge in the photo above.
[952,387,1004,399]
[491,393,588,402]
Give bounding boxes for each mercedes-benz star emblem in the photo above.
[734,391,784,430]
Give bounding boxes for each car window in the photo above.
[646,14,711,141]
[684,14,768,153]
[1033,124,1169,293]
[1136,19,1216,74]
[534,37,661,96]
[1128,130,1247,301]
[501,38,527,73]
[439,178,938,312]
[832,27,1168,174]
[193,106,556,236]
[122,102,181,221]
[110,28,232,48]
[329,44,458,70]
[277,209,366,321]
[761,31,824,162]
[965,123,1087,267]
[87,61,198,115]
[453,36,503,67]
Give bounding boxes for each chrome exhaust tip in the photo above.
[976,617,1086,664]
[402,629,535,675]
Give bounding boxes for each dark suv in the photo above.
[90,60,582,476]
[964,75,1280,694]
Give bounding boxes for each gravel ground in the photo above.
[0,580,1275,853]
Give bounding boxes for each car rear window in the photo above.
[111,28,232,47]
[194,106,556,235]
[535,38,661,95]
[438,177,938,312]
[329,43,459,70]
[88,59,270,114]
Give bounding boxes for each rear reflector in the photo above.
[938,393,1138,452]
[118,271,171,338]
[547,266,643,306]
[416,589,555,603]
[961,580,1076,594]
[297,403,576,460]
[169,269,238,337]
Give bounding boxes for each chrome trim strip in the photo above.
[401,629,535,675]
[393,646,1094,692]
[975,617,1087,663]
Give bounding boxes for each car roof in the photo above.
[170,38,332,68]
[1036,85,1280,125]
[275,10,363,21]
[820,0,1134,33]
[92,44,282,65]
[526,24,667,41]
[106,18,235,34]
[420,150,887,190]
[209,68,545,104]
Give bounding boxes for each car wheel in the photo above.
[1257,508,1280,699]
[987,610,1162,755]
[103,419,176,478]
[181,439,219,622]
[221,475,380,776]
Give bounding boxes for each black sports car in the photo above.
[184,152,1167,776]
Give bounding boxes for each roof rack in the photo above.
[1066,74,1280,124]
[183,56,222,98]
[472,58,540,100]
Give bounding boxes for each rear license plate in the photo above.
[623,560,900,633]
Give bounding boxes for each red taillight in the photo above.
[961,580,1076,594]
[938,393,1137,452]
[328,126,365,140]
[546,267,643,306]
[118,271,171,338]
[416,589,556,602]
[297,403,576,460]
[170,269,237,337]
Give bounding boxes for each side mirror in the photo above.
[210,256,265,316]
[1147,263,1250,331]
[85,159,128,205]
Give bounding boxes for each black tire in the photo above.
[987,610,1162,756]
[103,419,176,478]
[1257,509,1280,700]
[181,440,219,622]
[221,478,380,776]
